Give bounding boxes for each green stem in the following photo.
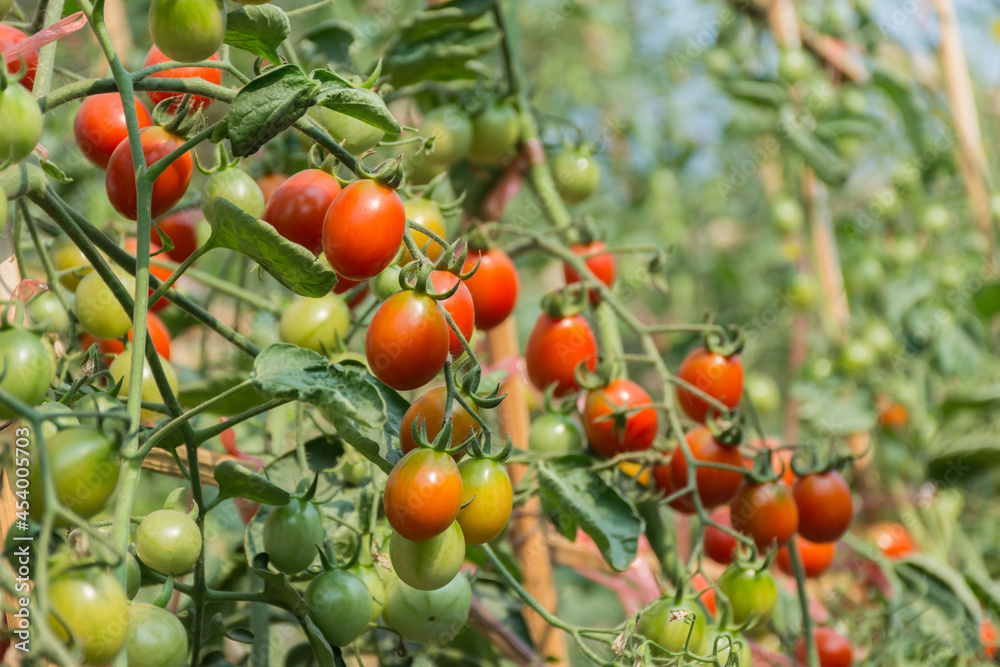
[788,537,819,667]
[29,0,64,95]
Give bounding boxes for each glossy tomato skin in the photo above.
[461,248,518,330]
[50,235,92,290]
[0,329,56,418]
[383,448,463,541]
[263,498,324,574]
[383,575,471,645]
[457,458,513,544]
[637,598,708,656]
[135,509,202,575]
[126,603,188,667]
[201,167,265,221]
[525,313,598,396]
[106,126,193,220]
[305,569,374,647]
[670,427,745,512]
[153,208,205,262]
[262,169,341,254]
[365,291,448,391]
[323,179,406,281]
[583,379,658,458]
[0,25,37,90]
[278,293,351,355]
[390,521,465,590]
[870,522,916,559]
[469,100,520,165]
[48,568,129,665]
[399,386,480,460]
[719,566,778,629]
[0,81,42,163]
[777,538,836,578]
[74,94,153,168]
[552,148,601,205]
[149,0,226,64]
[429,270,475,358]
[794,471,853,544]
[28,428,118,521]
[676,347,744,422]
[652,454,695,513]
[731,481,799,551]
[143,46,222,111]
[703,507,739,565]
[528,413,584,453]
[403,198,447,262]
[563,241,616,302]
[795,627,854,667]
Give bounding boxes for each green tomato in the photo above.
[305,569,374,647]
[469,101,520,165]
[777,50,813,83]
[873,188,902,220]
[936,263,963,290]
[551,148,601,205]
[73,391,128,432]
[805,77,836,116]
[848,255,884,295]
[892,162,922,193]
[262,498,324,574]
[0,193,7,234]
[0,82,43,163]
[389,521,465,591]
[126,603,188,667]
[351,564,387,623]
[278,293,351,355]
[637,598,707,656]
[370,264,402,301]
[50,235,93,291]
[771,195,804,234]
[126,552,142,599]
[420,106,473,166]
[401,140,449,185]
[149,0,226,63]
[745,372,780,415]
[718,566,778,630]
[382,574,471,645]
[863,320,897,356]
[788,273,818,309]
[310,106,385,154]
[74,269,135,339]
[135,509,202,575]
[0,328,55,418]
[201,167,265,222]
[709,632,753,666]
[528,413,584,453]
[839,339,876,375]
[919,204,950,234]
[108,349,179,421]
[27,291,71,334]
[36,400,80,440]
[457,458,512,545]
[808,357,833,381]
[704,48,737,77]
[28,427,118,522]
[49,568,129,665]
[342,460,369,486]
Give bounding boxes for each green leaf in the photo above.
[941,384,1000,417]
[535,456,644,571]
[965,569,1000,613]
[301,21,357,69]
[312,71,401,134]
[214,460,291,506]
[932,320,985,377]
[226,64,319,157]
[178,372,265,414]
[927,428,1000,482]
[972,281,1000,319]
[41,161,73,184]
[718,79,787,108]
[896,554,982,624]
[398,0,494,40]
[383,26,501,87]
[327,413,399,475]
[206,199,338,297]
[263,437,343,498]
[224,4,291,65]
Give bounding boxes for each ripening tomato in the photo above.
[461,248,518,330]
[457,458,513,545]
[256,173,287,205]
[323,179,406,281]
[278,293,351,355]
[135,509,201,575]
[731,480,799,550]
[403,198,447,263]
[794,470,853,544]
[429,270,475,359]
[703,507,739,565]
[399,387,480,460]
[877,399,908,430]
[0,25,38,91]
[870,522,916,559]
[525,312,598,396]
[563,241,616,302]
[80,312,172,361]
[776,538,836,578]
[262,169,342,254]
[106,126,193,221]
[143,46,222,111]
[670,427,745,512]
[73,94,153,169]
[365,291,448,391]
[691,573,717,617]
[383,448,463,541]
[583,379,657,457]
[149,0,226,64]
[795,627,853,667]
[980,618,998,661]
[746,436,796,486]
[676,346,744,422]
[719,566,778,629]
[74,269,136,339]
[153,208,205,262]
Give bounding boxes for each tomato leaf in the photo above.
[965,568,1000,613]
[535,456,644,572]
[178,371,266,414]
[896,554,982,625]
[383,26,501,87]
[301,21,357,69]
[327,413,400,475]
[264,436,345,496]
[223,4,290,65]
[972,281,1000,319]
[226,65,319,157]
[397,0,494,41]
[206,199,337,297]
[926,426,1000,482]
[312,70,401,134]
[214,460,291,506]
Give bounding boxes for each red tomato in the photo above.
[981,618,998,660]
[323,179,405,281]
[651,455,694,513]
[143,46,222,111]
[73,94,153,169]
[365,291,448,391]
[333,275,369,308]
[1,25,38,91]
[582,379,657,458]
[676,347,744,422]
[730,481,799,550]
[461,248,518,330]
[399,387,480,460]
[125,238,174,312]
[106,126,193,221]
[525,312,598,396]
[80,312,172,361]
[256,173,287,205]
[703,507,738,565]
[776,538,836,578]
[429,271,475,359]
[563,241,616,302]
[383,448,463,541]
[795,627,853,667]
[870,522,916,559]
[793,471,853,544]
[262,170,341,255]
[153,208,203,263]
[670,427,745,512]
[877,399,908,430]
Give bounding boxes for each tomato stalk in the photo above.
[787,536,820,667]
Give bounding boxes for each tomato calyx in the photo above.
[787,440,856,478]
[354,152,405,189]
[701,411,743,448]
[745,442,796,484]
[702,321,745,358]
[541,284,589,319]
[151,94,205,140]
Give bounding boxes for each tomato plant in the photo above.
[323,179,405,281]
[730,480,799,550]
[48,568,129,665]
[399,386,480,459]
[143,46,222,110]
[0,328,56,418]
[0,24,37,90]
[461,247,518,330]
[403,198,447,262]
[383,448,463,541]
[149,0,226,64]
[390,520,466,590]
[383,575,472,646]
[870,522,916,559]
[365,290,448,391]
[429,270,475,358]
[469,100,520,165]
[0,81,43,163]
[669,427,745,512]
[456,458,513,544]
[201,166,265,221]
[304,569,374,647]
[29,427,118,521]
[125,603,189,667]
[261,169,341,254]
[106,126,193,220]
[311,107,385,153]
[551,147,601,204]
[776,538,836,578]
[80,311,172,361]
[563,240,616,301]
[135,509,202,575]
[528,412,584,453]
[795,627,854,667]
[675,346,744,422]
[278,293,351,355]
[583,378,657,457]
[263,497,324,574]
[637,599,707,656]
[703,507,738,565]
[793,470,853,544]
[525,312,598,396]
[718,565,778,629]
[73,93,153,169]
